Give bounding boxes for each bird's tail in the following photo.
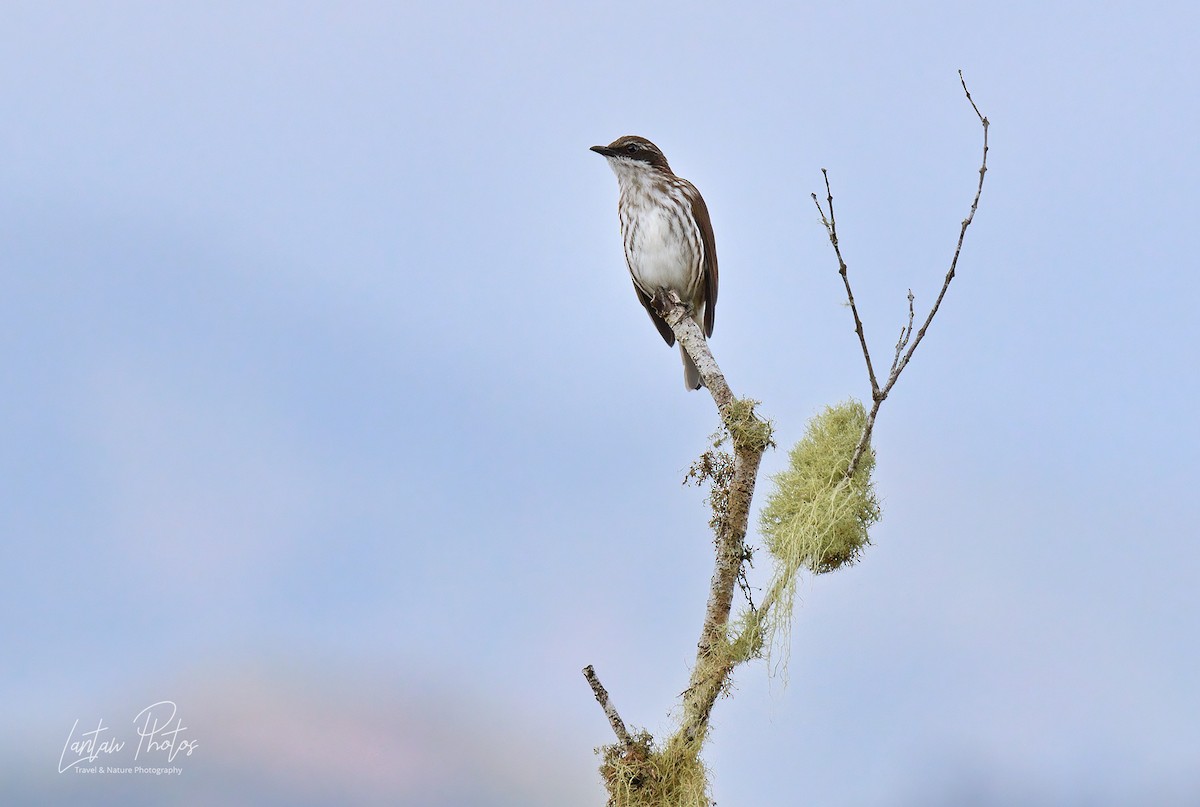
[680,343,703,390]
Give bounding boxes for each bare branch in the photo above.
[582,665,632,747]
[830,72,990,479]
[844,398,884,483]
[652,290,735,414]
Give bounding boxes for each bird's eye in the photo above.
[626,144,638,153]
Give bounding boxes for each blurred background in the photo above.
[3,2,1198,804]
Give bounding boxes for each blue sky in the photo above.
[3,2,1198,804]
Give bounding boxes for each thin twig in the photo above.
[886,70,989,386]
[813,174,880,396]
[890,289,915,375]
[582,665,632,747]
[737,563,757,612]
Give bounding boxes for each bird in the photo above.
[591,135,718,390]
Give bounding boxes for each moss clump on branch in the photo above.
[599,731,712,807]
[754,400,881,668]
[761,399,880,574]
[723,397,774,453]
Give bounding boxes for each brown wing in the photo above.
[689,188,718,336]
[635,283,677,346]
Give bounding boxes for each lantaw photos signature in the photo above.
[59,700,198,773]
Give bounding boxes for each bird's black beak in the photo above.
[590,145,614,157]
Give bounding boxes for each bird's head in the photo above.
[591,135,673,177]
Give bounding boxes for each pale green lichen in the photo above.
[756,400,882,669]
[761,399,880,573]
[723,397,775,453]
[599,730,712,807]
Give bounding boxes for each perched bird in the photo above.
[591,135,718,390]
